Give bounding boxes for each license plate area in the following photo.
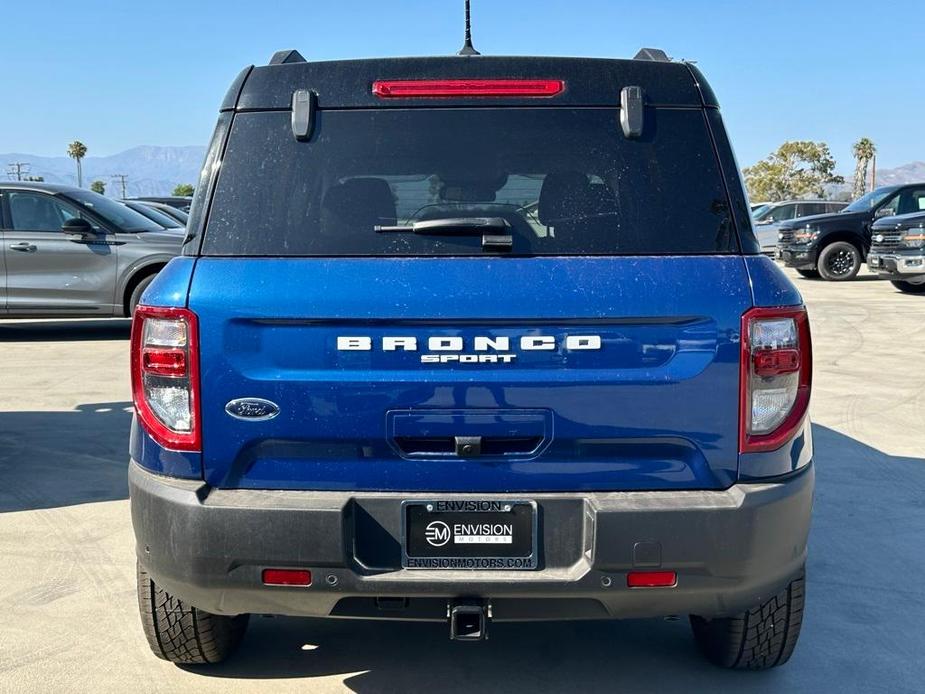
[402,500,537,569]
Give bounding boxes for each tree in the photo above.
[743,141,845,201]
[67,140,88,187]
[90,180,106,195]
[851,138,876,199]
[172,183,194,197]
[23,175,44,182]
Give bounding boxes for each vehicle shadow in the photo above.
[793,275,883,283]
[0,402,132,513]
[0,319,131,342]
[182,424,925,692]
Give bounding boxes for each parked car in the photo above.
[131,196,193,212]
[777,183,925,280]
[128,199,190,226]
[130,48,813,671]
[0,182,183,316]
[868,210,925,293]
[121,200,185,230]
[753,199,847,254]
[750,201,771,213]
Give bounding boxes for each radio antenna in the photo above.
[457,0,480,56]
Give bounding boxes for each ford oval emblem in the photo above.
[874,234,884,243]
[225,398,280,421]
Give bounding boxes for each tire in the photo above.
[690,570,805,670]
[128,275,156,316]
[817,241,861,281]
[137,562,249,665]
[795,268,820,279]
[891,280,925,294]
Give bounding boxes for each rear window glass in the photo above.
[203,108,737,256]
[66,190,164,232]
[125,202,183,228]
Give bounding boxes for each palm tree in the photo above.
[67,140,88,187]
[851,138,876,199]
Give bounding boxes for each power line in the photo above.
[6,162,31,181]
[111,174,128,198]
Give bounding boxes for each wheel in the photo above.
[891,279,925,294]
[137,562,249,665]
[795,268,820,279]
[690,570,805,670]
[128,275,156,316]
[817,242,861,281]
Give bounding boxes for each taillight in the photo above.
[740,306,812,453]
[131,306,200,452]
[372,79,565,98]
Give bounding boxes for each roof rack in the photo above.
[633,48,671,62]
[268,49,306,65]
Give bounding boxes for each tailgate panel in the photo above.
[190,256,750,491]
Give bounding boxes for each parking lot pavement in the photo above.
[1,268,923,693]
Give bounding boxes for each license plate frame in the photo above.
[401,499,538,570]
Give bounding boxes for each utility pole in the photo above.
[6,162,31,181]
[111,174,128,199]
[870,154,877,190]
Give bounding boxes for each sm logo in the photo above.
[424,521,451,547]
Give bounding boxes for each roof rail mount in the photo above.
[634,48,670,62]
[269,49,306,66]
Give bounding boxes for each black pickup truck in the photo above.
[777,183,925,280]
[868,211,925,293]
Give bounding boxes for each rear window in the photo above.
[66,190,164,233]
[125,202,183,228]
[202,108,737,256]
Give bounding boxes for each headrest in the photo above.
[11,194,58,229]
[10,195,37,214]
[537,171,592,226]
[322,178,397,230]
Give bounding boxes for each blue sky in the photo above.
[2,0,920,171]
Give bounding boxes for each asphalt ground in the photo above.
[1,267,923,693]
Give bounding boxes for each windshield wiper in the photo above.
[375,216,509,234]
[375,217,513,252]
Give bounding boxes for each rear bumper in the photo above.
[130,461,813,621]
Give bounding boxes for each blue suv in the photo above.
[129,49,814,669]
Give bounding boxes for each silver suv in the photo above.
[0,183,182,317]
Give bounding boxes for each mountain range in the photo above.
[869,161,925,187]
[2,146,207,197]
[4,146,925,198]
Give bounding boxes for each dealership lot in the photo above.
[1,267,923,693]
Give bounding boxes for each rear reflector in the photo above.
[627,571,678,588]
[372,79,565,98]
[262,569,312,586]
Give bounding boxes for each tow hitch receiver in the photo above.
[449,600,489,641]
